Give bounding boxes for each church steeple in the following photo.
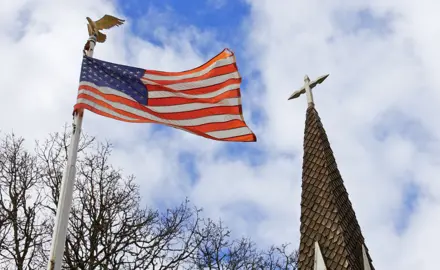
[289,75,374,269]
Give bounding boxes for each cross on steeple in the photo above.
[288,74,329,105]
[289,74,375,270]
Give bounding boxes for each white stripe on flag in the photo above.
[206,127,253,139]
[147,83,240,99]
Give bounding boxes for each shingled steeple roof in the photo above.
[297,104,374,270]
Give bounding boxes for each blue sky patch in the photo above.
[215,142,266,167]
[116,0,250,50]
[372,108,435,151]
[394,174,421,234]
[330,7,394,39]
[178,151,199,184]
[222,200,267,224]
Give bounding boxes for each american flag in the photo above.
[74,49,256,142]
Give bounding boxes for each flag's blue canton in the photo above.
[80,56,148,105]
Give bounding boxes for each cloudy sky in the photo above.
[2,0,440,268]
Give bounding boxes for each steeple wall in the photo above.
[298,105,374,270]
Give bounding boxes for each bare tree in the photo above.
[188,221,298,270]
[128,200,215,269]
[0,134,48,270]
[1,129,298,270]
[261,244,298,270]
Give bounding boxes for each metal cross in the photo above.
[288,74,329,105]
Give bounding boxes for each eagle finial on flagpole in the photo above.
[86,15,125,43]
[83,15,125,54]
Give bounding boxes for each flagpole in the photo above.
[47,34,97,270]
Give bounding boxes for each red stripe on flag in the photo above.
[223,133,257,142]
[186,119,249,133]
[146,64,237,85]
[144,50,232,76]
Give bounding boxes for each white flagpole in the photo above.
[47,34,97,270]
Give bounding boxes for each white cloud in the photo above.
[2,0,440,269]
[237,0,440,268]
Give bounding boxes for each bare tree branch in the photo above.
[0,133,48,270]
